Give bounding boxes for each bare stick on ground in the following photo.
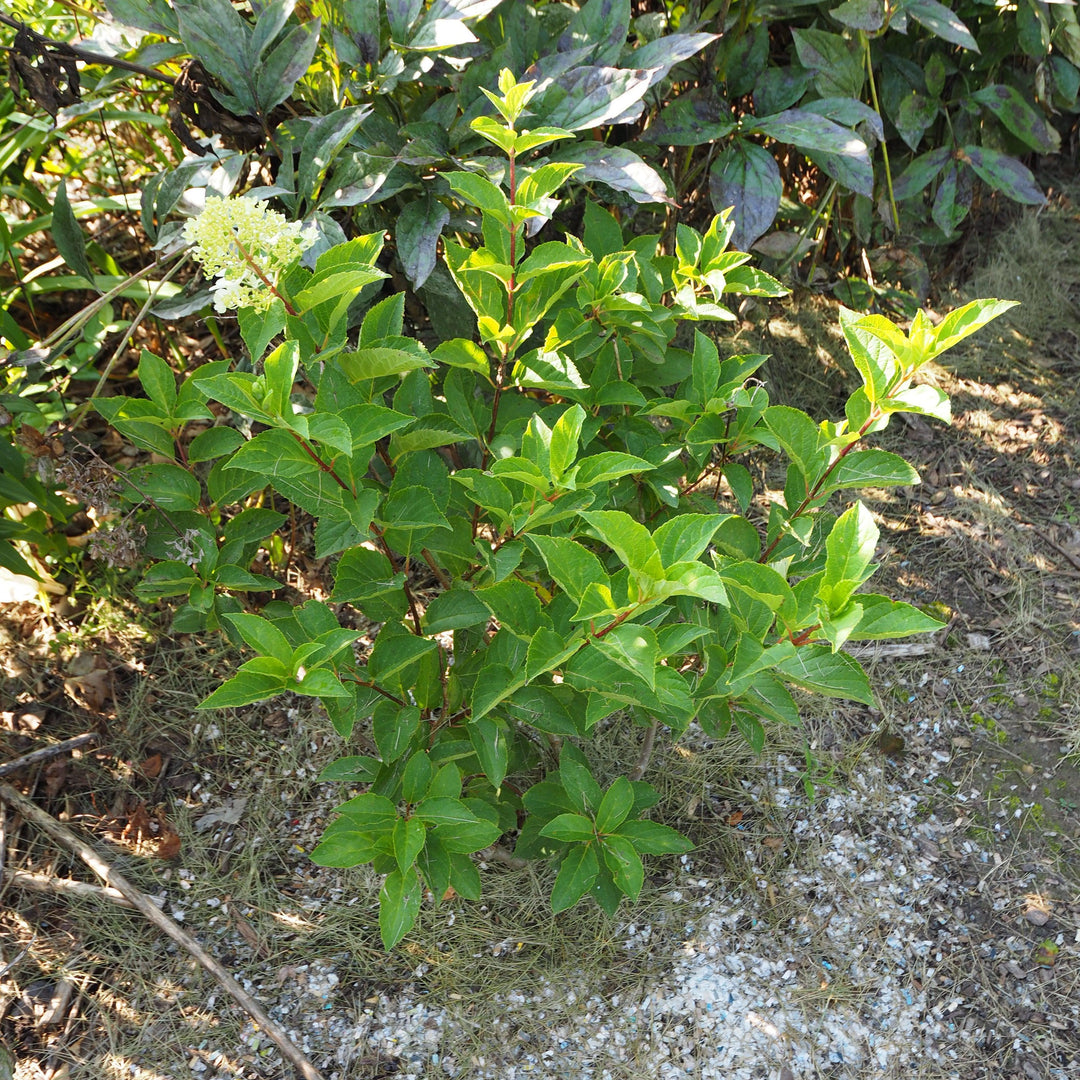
[0,778,328,1080]
[3,867,163,910]
[0,732,98,778]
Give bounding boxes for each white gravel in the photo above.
[174,698,1079,1080]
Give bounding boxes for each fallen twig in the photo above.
[3,866,162,910]
[844,640,940,660]
[0,732,98,778]
[1015,518,1080,574]
[0,778,327,1080]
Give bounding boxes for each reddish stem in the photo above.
[759,412,879,563]
[229,234,299,317]
[288,431,354,495]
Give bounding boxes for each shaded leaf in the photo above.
[557,143,674,205]
[709,140,782,251]
[395,194,449,289]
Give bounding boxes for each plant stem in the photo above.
[863,33,899,233]
[628,719,659,782]
[759,412,879,563]
[69,254,189,427]
[367,522,423,635]
[347,677,408,708]
[229,235,299,316]
[288,431,354,495]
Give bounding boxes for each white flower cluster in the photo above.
[184,197,314,313]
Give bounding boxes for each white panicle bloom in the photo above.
[184,197,314,313]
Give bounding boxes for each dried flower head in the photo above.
[89,518,145,569]
[184,197,314,313]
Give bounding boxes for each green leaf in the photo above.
[339,346,434,382]
[318,756,381,783]
[718,561,795,615]
[379,869,422,950]
[924,298,1018,361]
[445,171,511,221]
[261,339,299,418]
[393,816,427,874]
[414,797,481,828]
[653,513,733,568]
[310,818,391,867]
[595,776,634,835]
[333,546,407,622]
[549,404,585,483]
[593,624,659,690]
[775,646,874,704]
[137,350,177,414]
[213,565,278,591]
[528,536,609,604]
[373,701,422,762]
[335,791,397,823]
[504,684,583,737]
[559,744,603,814]
[691,329,719,405]
[339,403,416,447]
[883,384,951,423]
[600,833,643,899]
[615,819,693,855]
[839,312,899,405]
[222,612,294,665]
[468,715,509,788]
[123,463,201,512]
[423,588,490,633]
[540,813,596,843]
[476,579,542,640]
[579,510,662,578]
[819,502,878,612]
[573,452,655,488]
[400,752,434,804]
[431,813,502,854]
[551,843,599,914]
[198,669,288,708]
[848,595,945,640]
[52,181,96,286]
[188,426,244,462]
[238,297,287,362]
[525,626,582,683]
[379,486,451,534]
[293,667,351,699]
[734,711,766,753]
[762,405,826,480]
[722,464,754,512]
[432,338,489,373]
[826,449,919,491]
